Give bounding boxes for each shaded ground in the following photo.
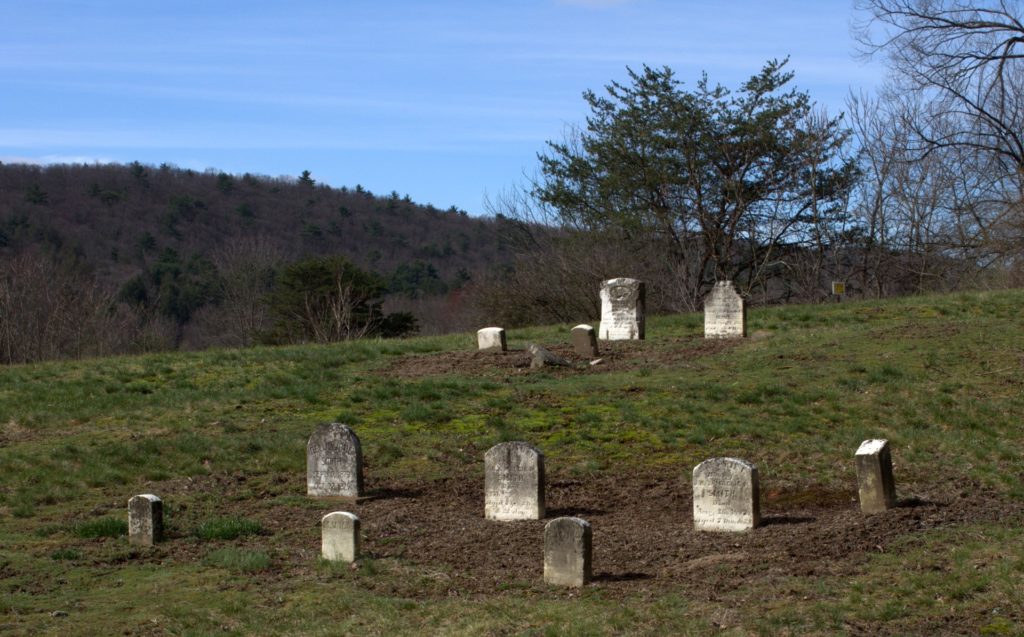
[380,337,743,379]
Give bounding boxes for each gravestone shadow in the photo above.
[592,572,653,583]
[761,514,816,526]
[546,506,607,517]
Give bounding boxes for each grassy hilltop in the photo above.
[1,289,1023,636]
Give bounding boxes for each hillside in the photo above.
[0,161,507,301]
[1,289,1022,635]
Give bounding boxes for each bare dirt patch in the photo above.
[379,337,742,379]
[140,467,1024,609]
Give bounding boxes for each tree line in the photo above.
[4,0,1022,362]
[479,0,1024,326]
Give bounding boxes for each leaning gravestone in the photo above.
[477,327,507,352]
[527,343,571,369]
[598,278,645,340]
[855,439,896,514]
[570,324,599,357]
[128,494,163,547]
[692,458,760,532]
[484,441,545,520]
[704,280,746,339]
[307,423,363,498]
[544,517,592,587]
[321,511,360,562]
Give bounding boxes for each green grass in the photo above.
[193,517,264,541]
[1,289,1023,635]
[72,517,128,538]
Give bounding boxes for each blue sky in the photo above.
[1,1,883,215]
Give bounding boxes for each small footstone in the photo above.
[484,441,545,520]
[477,327,507,352]
[855,439,896,514]
[322,511,360,562]
[544,517,592,587]
[307,423,363,498]
[570,324,599,357]
[128,494,163,547]
[692,458,760,532]
[527,343,571,369]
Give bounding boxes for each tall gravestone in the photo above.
[477,327,507,352]
[598,278,645,340]
[570,324,599,357]
[307,423,363,498]
[543,517,592,587]
[322,511,360,563]
[692,458,760,532]
[484,441,545,520]
[855,439,896,514]
[128,494,163,547]
[704,280,746,339]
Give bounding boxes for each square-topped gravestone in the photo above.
[484,441,545,520]
[692,458,760,532]
[855,439,896,514]
[322,511,360,562]
[598,278,645,340]
[307,423,363,498]
[703,280,746,339]
[477,327,507,352]
[544,517,592,587]
[570,324,599,357]
[128,494,163,547]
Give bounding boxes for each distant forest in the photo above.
[0,161,512,362]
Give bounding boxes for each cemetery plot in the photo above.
[127,466,1023,600]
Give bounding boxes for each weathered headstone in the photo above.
[477,327,507,352]
[527,343,571,369]
[598,278,645,340]
[484,441,545,520]
[570,324,599,357]
[543,517,592,587]
[128,494,163,547]
[321,511,360,562]
[307,423,363,498]
[703,280,746,339]
[855,439,896,514]
[692,458,760,532]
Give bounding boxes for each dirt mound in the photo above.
[380,337,741,379]
[158,468,1022,607]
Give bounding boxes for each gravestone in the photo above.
[598,278,645,340]
[543,517,592,587]
[477,327,507,352]
[484,441,545,520]
[570,324,599,357]
[692,458,760,532]
[128,494,163,547]
[703,280,746,339]
[307,423,363,498]
[527,343,571,369]
[321,511,360,562]
[855,439,896,514]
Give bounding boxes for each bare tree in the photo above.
[854,0,1024,265]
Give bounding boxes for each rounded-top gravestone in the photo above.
[570,324,599,357]
[598,278,645,340]
[484,441,545,520]
[307,423,363,498]
[703,280,746,338]
[692,457,760,532]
